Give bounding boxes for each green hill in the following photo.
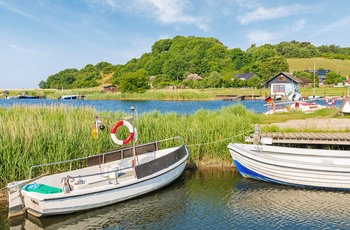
[287,58,350,76]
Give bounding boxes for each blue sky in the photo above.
[1,0,350,89]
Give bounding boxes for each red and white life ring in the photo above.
[326,99,335,105]
[110,120,134,145]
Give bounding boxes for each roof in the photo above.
[265,72,304,85]
[236,73,255,81]
[103,85,116,88]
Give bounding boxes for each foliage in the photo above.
[118,69,149,93]
[203,71,221,88]
[40,37,350,90]
[325,71,343,84]
[42,62,114,89]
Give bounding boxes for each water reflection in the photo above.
[6,169,350,229]
[230,178,350,229]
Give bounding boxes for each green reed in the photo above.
[0,103,259,187]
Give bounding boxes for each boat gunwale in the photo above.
[228,143,350,172]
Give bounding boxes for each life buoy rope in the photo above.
[110,120,134,145]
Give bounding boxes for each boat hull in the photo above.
[228,143,350,189]
[25,159,186,217]
[8,138,189,218]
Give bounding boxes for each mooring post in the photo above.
[253,124,261,145]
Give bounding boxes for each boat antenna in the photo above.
[313,62,316,99]
[130,105,137,176]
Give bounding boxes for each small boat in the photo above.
[264,103,289,115]
[290,101,325,113]
[228,142,350,189]
[5,95,39,99]
[7,108,189,218]
[58,95,85,100]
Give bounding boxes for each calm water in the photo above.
[0,98,343,115]
[4,169,350,229]
[0,98,267,114]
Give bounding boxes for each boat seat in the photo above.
[73,176,109,191]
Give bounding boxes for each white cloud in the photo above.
[239,5,307,25]
[0,1,38,21]
[285,19,305,32]
[313,15,350,36]
[85,0,208,31]
[8,44,44,55]
[246,30,277,46]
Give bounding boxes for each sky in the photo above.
[1,0,350,89]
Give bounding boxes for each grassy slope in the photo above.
[287,57,350,76]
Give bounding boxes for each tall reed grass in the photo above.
[0,103,259,187]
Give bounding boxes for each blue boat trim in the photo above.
[233,159,350,190]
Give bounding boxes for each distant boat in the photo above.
[290,101,325,113]
[264,100,326,115]
[307,95,321,100]
[58,95,85,100]
[264,103,289,115]
[5,95,39,99]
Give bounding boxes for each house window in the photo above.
[278,75,286,82]
[273,85,285,93]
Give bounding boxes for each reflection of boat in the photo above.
[228,142,350,189]
[8,108,189,218]
[229,177,350,229]
[58,95,84,100]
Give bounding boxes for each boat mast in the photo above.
[313,62,316,98]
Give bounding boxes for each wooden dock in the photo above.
[216,94,263,101]
[245,132,350,145]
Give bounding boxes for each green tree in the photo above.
[258,55,289,81]
[38,80,46,89]
[203,71,221,88]
[325,71,343,84]
[246,75,262,88]
[118,69,149,93]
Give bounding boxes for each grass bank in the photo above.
[3,86,349,101]
[0,104,261,188]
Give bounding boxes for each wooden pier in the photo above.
[245,132,350,145]
[216,94,263,101]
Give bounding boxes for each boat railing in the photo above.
[29,136,185,179]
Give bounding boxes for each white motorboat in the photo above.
[7,108,189,218]
[228,142,350,189]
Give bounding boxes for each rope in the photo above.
[186,128,254,147]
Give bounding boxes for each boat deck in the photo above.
[245,132,350,145]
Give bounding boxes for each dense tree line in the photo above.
[39,37,350,91]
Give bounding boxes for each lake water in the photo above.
[0,98,343,115]
[4,168,350,229]
[0,98,268,114]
